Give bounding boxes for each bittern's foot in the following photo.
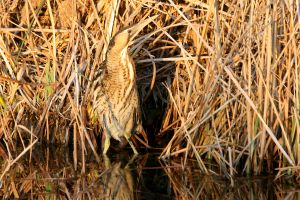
[124,132,139,155]
[127,139,139,155]
[125,153,138,168]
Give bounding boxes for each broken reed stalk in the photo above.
[0,0,299,178]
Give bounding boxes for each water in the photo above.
[0,145,299,199]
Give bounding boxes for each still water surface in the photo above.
[0,145,299,199]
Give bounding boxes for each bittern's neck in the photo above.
[106,47,136,82]
[106,47,128,68]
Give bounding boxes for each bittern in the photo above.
[91,16,156,155]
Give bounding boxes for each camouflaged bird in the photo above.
[91,16,157,154]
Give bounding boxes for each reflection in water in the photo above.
[0,145,299,199]
[101,155,136,200]
[160,159,300,200]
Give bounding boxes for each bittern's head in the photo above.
[107,15,158,58]
[109,29,130,53]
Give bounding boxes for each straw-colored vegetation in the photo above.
[0,0,299,180]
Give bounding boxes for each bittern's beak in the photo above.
[127,15,158,43]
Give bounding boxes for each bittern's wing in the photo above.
[90,61,107,115]
[93,62,105,86]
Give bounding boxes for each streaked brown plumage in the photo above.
[91,16,156,154]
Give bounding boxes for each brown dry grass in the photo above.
[0,0,299,179]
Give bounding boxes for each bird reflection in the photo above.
[101,154,138,200]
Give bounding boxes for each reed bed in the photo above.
[0,0,299,179]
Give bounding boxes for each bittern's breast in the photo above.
[100,85,140,141]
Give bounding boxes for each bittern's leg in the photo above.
[125,153,138,169]
[125,133,138,155]
[102,132,111,155]
[103,154,111,169]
